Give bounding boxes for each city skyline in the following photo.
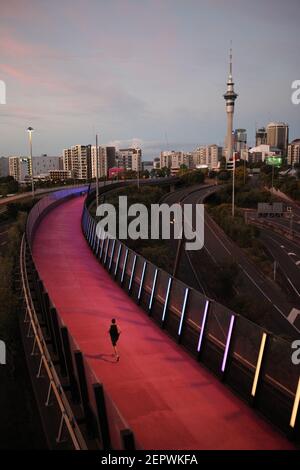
[0,0,300,159]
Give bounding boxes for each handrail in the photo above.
[20,234,88,450]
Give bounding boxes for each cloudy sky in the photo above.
[0,0,299,159]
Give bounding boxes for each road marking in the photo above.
[288,252,297,257]
[287,308,300,325]
[296,261,300,266]
[239,264,274,304]
[286,276,300,298]
[280,245,285,248]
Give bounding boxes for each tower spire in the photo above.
[229,42,233,77]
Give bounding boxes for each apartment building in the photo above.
[191,145,222,169]
[288,139,300,166]
[117,148,142,172]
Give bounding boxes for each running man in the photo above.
[108,319,121,361]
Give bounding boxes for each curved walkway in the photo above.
[33,195,294,450]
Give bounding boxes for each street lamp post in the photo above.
[27,127,34,197]
[232,156,236,217]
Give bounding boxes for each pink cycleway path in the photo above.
[33,195,294,450]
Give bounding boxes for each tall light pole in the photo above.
[95,134,99,207]
[232,154,236,217]
[27,127,34,197]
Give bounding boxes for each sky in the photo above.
[0,0,299,160]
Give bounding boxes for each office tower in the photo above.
[256,127,267,146]
[266,122,289,158]
[234,129,247,153]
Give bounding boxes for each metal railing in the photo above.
[22,185,136,450]
[20,234,87,450]
[83,186,300,443]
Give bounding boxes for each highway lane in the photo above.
[163,185,300,338]
[259,229,300,299]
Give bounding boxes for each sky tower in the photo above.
[223,46,238,161]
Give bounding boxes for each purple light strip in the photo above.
[221,315,236,373]
[197,300,210,353]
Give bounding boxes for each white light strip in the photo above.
[197,300,210,353]
[221,315,236,372]
[104,237,110,264]
[114,244,122,276]
[290,377,300,429]
[138,261,147,300]
[128,255,137,291]
[109,240,116,271]
[178,288,189,336]
[251,332,267,397]
[99,233,106,259]
[121,249,129,284]
[96,227,102,256]
[149,269,158,311]
[162,277,172,323]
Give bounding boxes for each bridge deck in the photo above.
[33,196,293,450]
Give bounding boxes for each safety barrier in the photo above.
[82,187,300,443]
[21,185,136,450]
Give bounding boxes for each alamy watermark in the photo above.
[291,80,300,105]
[96,197,204,250]
[0,340,6,365]
[0,80,6,104]
[291,340,300,365]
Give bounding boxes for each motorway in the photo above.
[163,184,300,338]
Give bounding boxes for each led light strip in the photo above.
[99,233,106,260]
[290,377,300,429]
[251,332,267,397]
[121,249,129,284]
[138,261,147,300]
[197,300,210,353]
[221,315,236,372]
[109,239,116,271]
[162,277,173,323]
[114,244,122,276]
[96,227,102,256]
[149,269,158,311]
[128,255,137,291]
[178,288,189,336]
[104,237,110,264]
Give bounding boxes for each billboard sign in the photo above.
[265,156,282,167]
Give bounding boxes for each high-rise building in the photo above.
[255,127,267,146]
[288,139,300,166]
[266,122,289,158]
[117,148,142,172]
[0,157,9,177]
[9,156,31,182]
[63,145,92,180]
[159,151,192,172]
[223,48,238,161]
[234,129,247,153]
[91,146,116,178]
[192,145,222,169]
